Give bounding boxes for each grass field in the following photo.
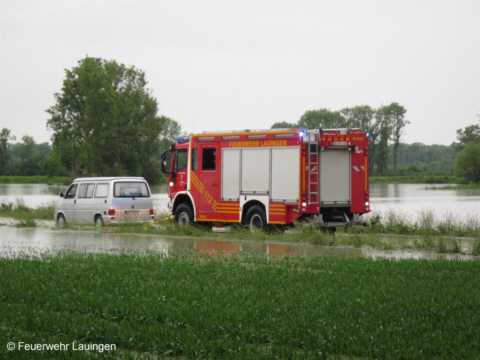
[1,252,479,359]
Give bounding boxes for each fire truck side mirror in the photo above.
[161,151,169,174]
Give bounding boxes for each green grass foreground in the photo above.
[1,252,479,359]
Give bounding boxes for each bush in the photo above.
[455,142,480,183]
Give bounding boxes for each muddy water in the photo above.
[0,227,475,260]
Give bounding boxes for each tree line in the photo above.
[271,104,410,176]
[1,56,478,184]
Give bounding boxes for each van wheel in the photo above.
[57,214,66,227]
[95,216,104,227]
[246,205,266,233]
[176,204,193,227]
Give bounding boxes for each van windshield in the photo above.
[114,182,150,198]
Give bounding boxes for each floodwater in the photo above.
[1,183,479,260]
[0,227,476,260]
[370,184,480,220]
[0,183,170,211]
[2,183,480,220]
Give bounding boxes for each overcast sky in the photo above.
[1,0,479,146]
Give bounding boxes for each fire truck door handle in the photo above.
[213,183,218,187]
[184,185,187,189]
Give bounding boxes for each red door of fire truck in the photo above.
[191,143,220,222]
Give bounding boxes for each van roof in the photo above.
[72,177,147,182]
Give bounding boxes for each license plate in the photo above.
[125,211,139,215]
[332,141,348,146]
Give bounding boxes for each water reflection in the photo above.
[0,227,476,260]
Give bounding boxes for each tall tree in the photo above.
[19,135,36,161]
[0,128,16,175]
[451,123,480,152]
[371,108,393,175]
[378,103,408,172]
[298,109,346,130]
[159,115,183,149]
[47,57,161,178]
[271,121,297,129]
[340,105,375,131]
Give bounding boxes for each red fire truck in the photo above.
[161,128,370,232]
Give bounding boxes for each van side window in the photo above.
[95,183,109,198]
[192,148,198,171]
[64,184,78,199]
[202,148,216,171]
[78,183,95,198]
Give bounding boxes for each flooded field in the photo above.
[370,183,480,218]
[2,183,480,219]
[1,227,476,260]
[0,183,170,211]
[1,183,479,260]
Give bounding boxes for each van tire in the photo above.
[95,215,104,227]
[57,214,66,227]
[246,205,266,232]
[176,204,193,227]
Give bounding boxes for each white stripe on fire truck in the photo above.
[353,166,366,172]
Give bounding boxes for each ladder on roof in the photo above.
[307,132,320,204]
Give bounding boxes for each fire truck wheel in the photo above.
[246,205,267,232]
[176,204,193,226]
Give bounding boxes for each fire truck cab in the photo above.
[161,128,370,232]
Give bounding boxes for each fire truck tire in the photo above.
[176,204,193,226]
[321,227,336,234]
[246,205,267,232]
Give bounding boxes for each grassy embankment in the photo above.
[0,176,72,184]
[371,175,480,189]
[370,174,458,184]
[1,252,479,359]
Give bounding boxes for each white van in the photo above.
[55,177,155,226]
